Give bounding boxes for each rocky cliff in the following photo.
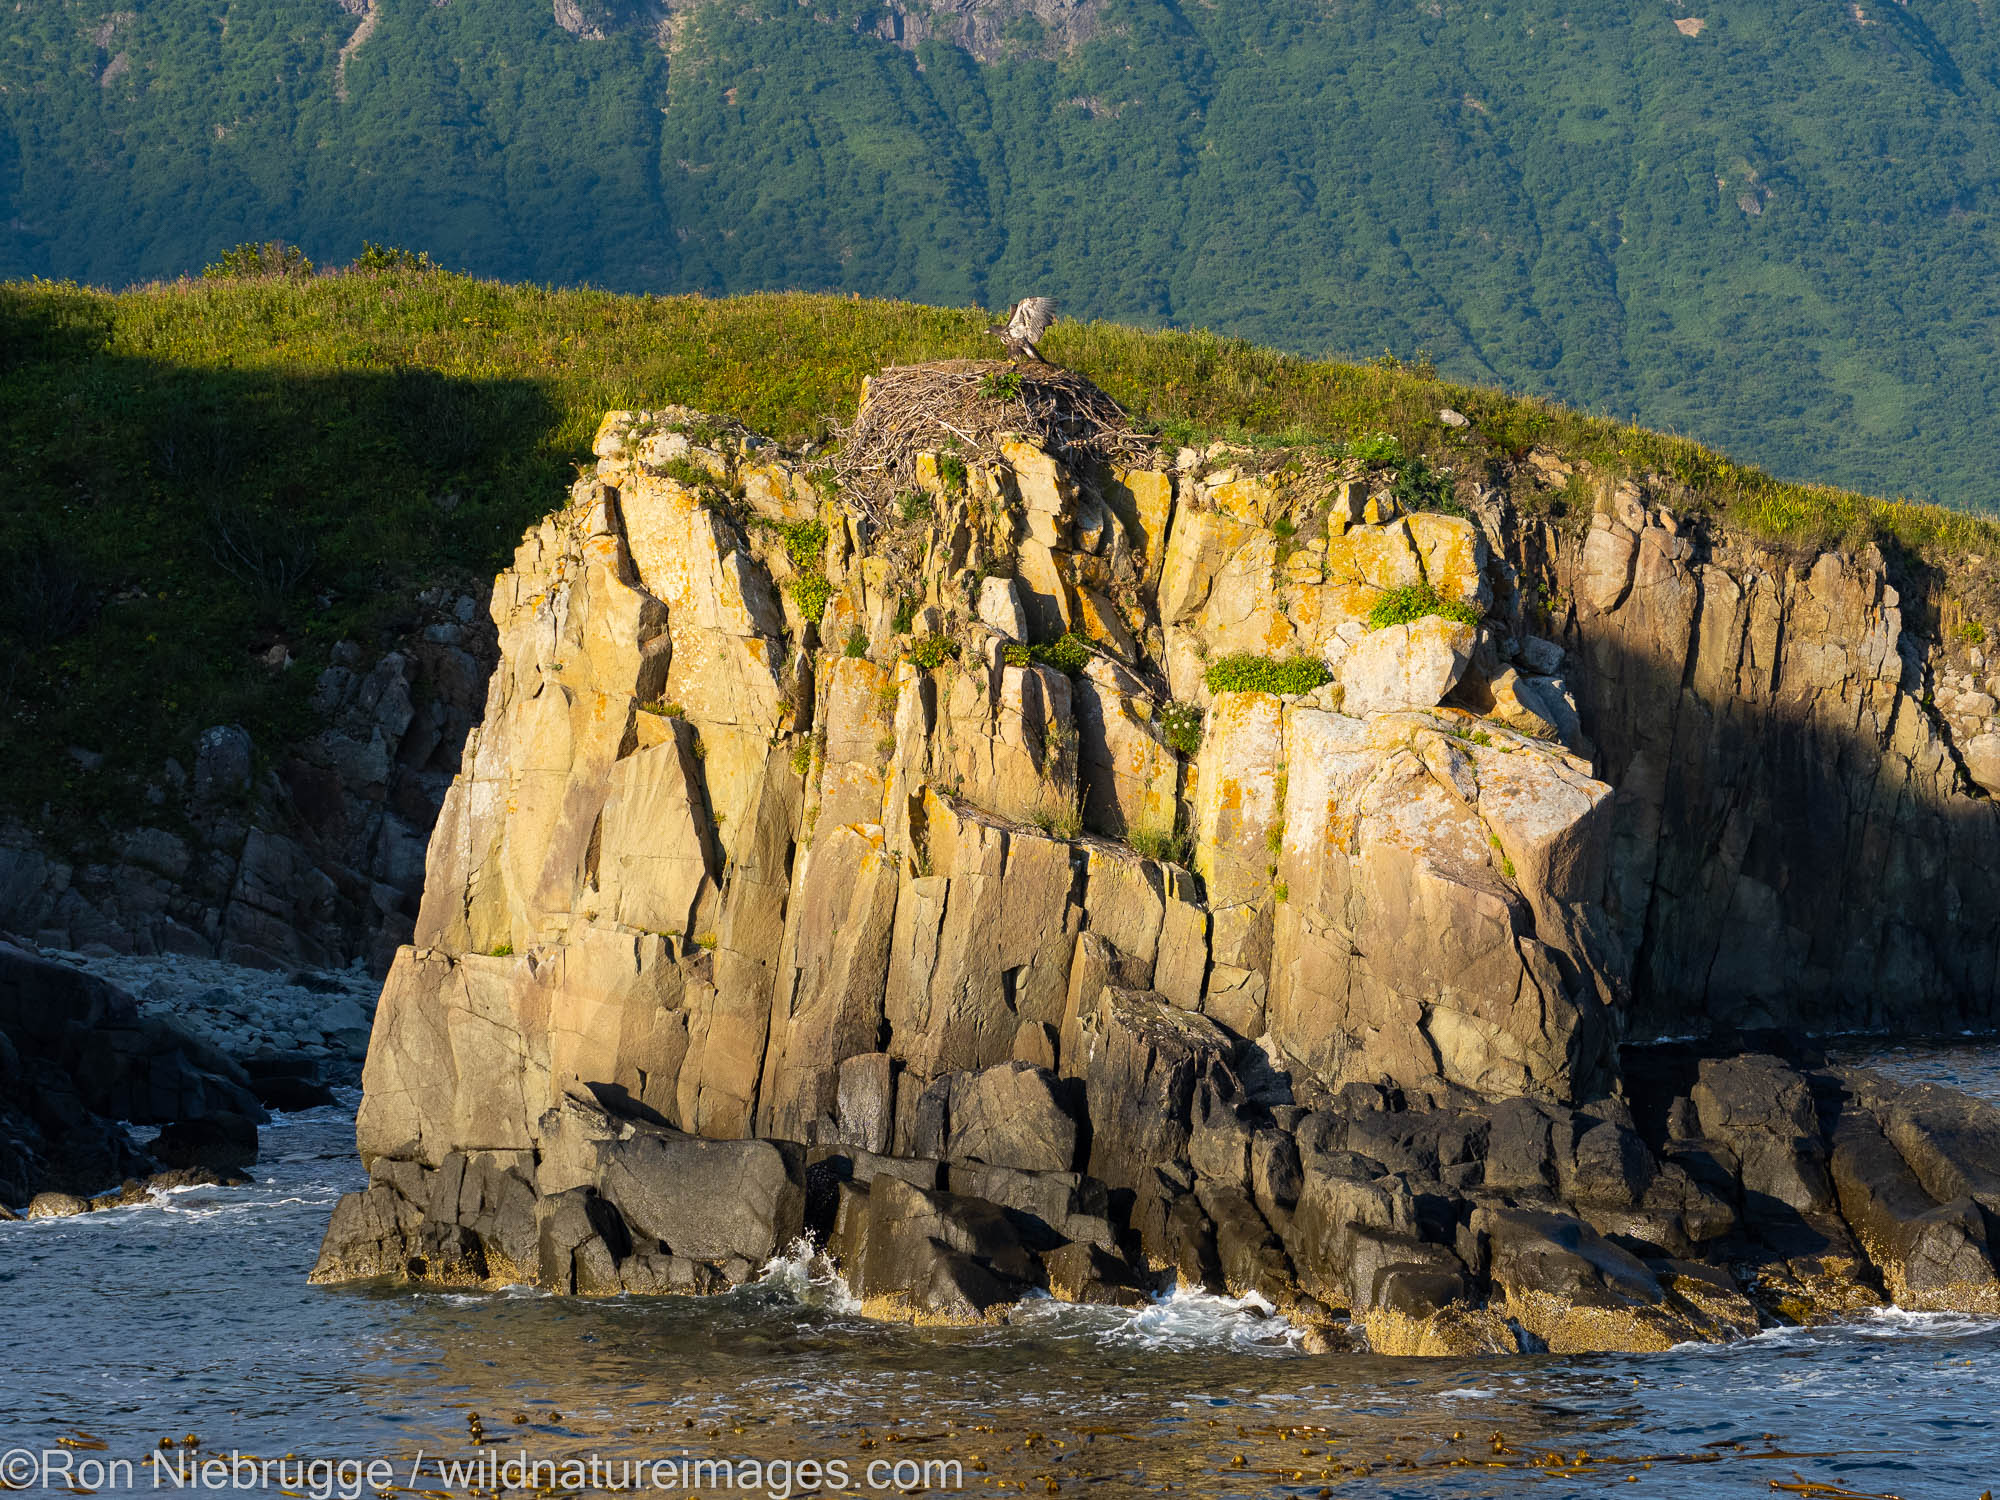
[0,594,494,973]
[315,366,2000,1351]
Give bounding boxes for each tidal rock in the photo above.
[26,1191,92,1218]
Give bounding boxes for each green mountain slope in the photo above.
[5,0,2000,507]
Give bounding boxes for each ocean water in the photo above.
[1,1053,1997,1498]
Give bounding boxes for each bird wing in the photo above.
[1008,297,1057,344]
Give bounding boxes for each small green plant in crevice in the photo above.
[844,625,871,658]
[1158,701,1204,756]
[488,943,514,957]
[1366,582,1484,631]
[1203,653,1334,696]
[638,700,685,718]
[1003,643,1032,667]
[937,452,969,494]
[693,932,719,951]
[1348,431,1403,466]
[789,737,813,775]
[896,490,933,523]
[1270,511,1304,569]
[764,516,828,569]
[1127,820,1191,866]
[1392,454,1466,517]
[1471,728,1493,746]
[876,733,898,756]
[1017,631,1091,675]
[204,240,313,279]
[661,456,747,518]
[892,594,918,634]
[1273,881,1289,903]
[907,633,959,670]
[762,515,835,623]
[978,369,1025,401]
[1029,800,1084,840]
[1042,716,1079,774]
[1956,620,1988,646]
[790,571,833,622]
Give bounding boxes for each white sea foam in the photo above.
[1006,1285,1309,1355]
[753,1237,863,1314]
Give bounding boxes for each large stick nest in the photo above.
[832,360,1155,513]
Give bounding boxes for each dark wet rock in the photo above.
[837,1175,1040,1321]
[244,1055,338,1112]
[597,1131,804,1267]
[1041,1240,1153,1307]
[536,1188,629,1294]
[1693,1055,1836,1222]
[1469,1205,1713,1352]
[1249,1127,1302,1225]
[1071,988,1234,1193]
[148,1112,260,1170]
[1829,1089,2000,1313]
[310,1182,423,1282]
[1196,1180,1293,1303]
[1188,1080,1255,1185]
[0,940,266,1203]
[1870,1082,2000,1221]
[1130,1168,1220,1290]
[944,1160,1118,1251]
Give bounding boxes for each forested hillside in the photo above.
[4,0,2000,507]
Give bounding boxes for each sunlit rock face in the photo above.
[315,392,2000,1354]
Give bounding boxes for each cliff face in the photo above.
[316,371,2000,1349]
[1539,492,2000,1034]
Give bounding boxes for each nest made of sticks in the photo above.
[832,360,1155,513]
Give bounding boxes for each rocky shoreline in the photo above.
[318,1033,2000,1352]
[304,376,2000,1352]
[0,942,376,1216]
[33,947,379,1083]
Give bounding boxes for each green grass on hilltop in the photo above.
[3,271,1994,843]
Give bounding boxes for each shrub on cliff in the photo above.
[1366,583,1483,632]
[202,241,313,280]
[1203,654,1333,696]
[1005,633,1092,675]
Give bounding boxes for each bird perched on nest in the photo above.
[988,297,1057,363]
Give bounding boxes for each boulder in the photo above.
[597,1129,804,1266]
[1338,617,1475,716]
[1471,1206,1712,1352]
[977,576,1028,640]
[1830,1102,2000,1312]
[838,1174,1040,1321]
[1692,1055,1835,1220]
[945,1062,1080,1172]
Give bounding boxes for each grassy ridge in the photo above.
[3,272,1994,839]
